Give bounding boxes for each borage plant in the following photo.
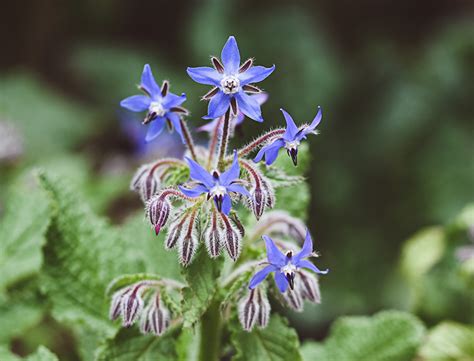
[113,36,329,359]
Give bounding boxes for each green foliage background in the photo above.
[0,0,473,359]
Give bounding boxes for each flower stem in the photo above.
[198,301,222,361]
[207,117,222,170]
[217,109,231,171]
[180,118,198,161]
[238,128,285,158]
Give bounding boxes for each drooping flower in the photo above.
[187,36,275,122]
[179,150,250,215]
[197,93,269,133]
[120,64,189,143]
[254,107,322,166]
[248,230,328,293]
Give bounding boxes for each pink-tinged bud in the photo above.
[146,196,171,235]
[299,270,321,304]
[178,211,199,266]
[140,293,170,336]
[205,211,223,258]
[251,185,267,220]
[238,289,260,332]
[120,287,144,327]
[165,221,183,249]
[220,214,242,261]
[130,164,161,202]
[109,288,131,321]
[256,288,271,328]
[240,160,274,220]
[283,286,304,312]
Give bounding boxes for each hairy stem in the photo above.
[198,301,222,361]
[180,118,197,161]
[207,117,222,170]
[217,109,231,171]
[238,128,285,158]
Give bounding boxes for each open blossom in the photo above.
[254,107,322,166]
[179,150,250,215]
[187,36,274,122]
[120,64,189,143]
[249,230,328,293]
[197,93,268,133]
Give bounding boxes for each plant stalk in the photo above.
[217,109,231,171]
[198,301,222,361]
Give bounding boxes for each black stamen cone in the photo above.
[286,273,295,290]
[288,148,298,166]
[214,195,223,212]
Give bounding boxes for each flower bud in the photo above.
[140,293,170,336]
[283,287,304,312]
[299,270,321,304]
[120,286,144,327]
[256,288,271,328]
[238,289,260,332]
[165,219,184,249]
[109,287,131,321]
[220,214,242,261]
[178,212,199,266]
[204,211,223,258]
[146,196,171,235]
[130,164,162,202]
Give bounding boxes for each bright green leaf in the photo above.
[25,346,59,361]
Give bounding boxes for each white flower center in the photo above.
[285,140,300,150]
[149,101,166,117]
[220,75,240,94]
[280,262,297,275]
[210,184,227,198]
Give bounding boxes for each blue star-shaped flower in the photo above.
[249,230,328,293]
[179,150,250,215]
[187,36,275,122]
[120,64,189,143]
[253,107,322,166]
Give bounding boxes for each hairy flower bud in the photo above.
[299,270,321,304]
[140,293,170,336]
[178,211,199,266]
[238,289,260,332]
[131,164,161,202]
[256,288,271,328]
[205,211,223,258]
[146,196,171,235]
[283,286,304,312]
[240,160,274,220]
[120,286,144,327]
[220,213,242,261]
[109,288,132,321]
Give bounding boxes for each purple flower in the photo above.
[187,36,275,122]
[120,64,189,143]
[254,107,322,166]
[249,230,328,293]
[197,93,269,133]
[179,150,250,215]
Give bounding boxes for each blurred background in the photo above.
[1,0,473,358]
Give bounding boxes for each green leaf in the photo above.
[0,345,21,361]
[0,171,50,291]
[418,322,474,361]
[25,346,59,361]
[230,314,302,361]
[300,341,325,361]
[181,250,223,328]
[311,310,425,361]
[37,172,150,350]
[95,327,178,361]
[176,328,200,361]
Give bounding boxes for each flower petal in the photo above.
[249,265,277,289]
[294,229,313,262]
[187,67,221,86]
[227,183,250,197]
[274,271,289,293]
[221,194,232,215]
[281,108,299,140]
[167,112,186,144]
[221,36,240,74]
[239,65,275,86]
[235,92,263,122]
[203,91,231,119]
[298,260,329,275]
[120,95,150,112]
[141,64,161,96]
[145,117,166,142]
[253,92,269,105]
[185,157,215,188]
[253,139,284,165]
[197,118,220,133]
[179,184,208,198]
[309,106,322,130]
[220,150,240,185]
[263,235,286,266]
[163,92,187,108]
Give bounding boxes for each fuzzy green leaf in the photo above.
[230,314,302,361]
[418,322,474,361]
[310,310,425,361]
[95,327,178,361]
[25,347,59,361]
[0,172,50,291]
[181,250,223,328]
